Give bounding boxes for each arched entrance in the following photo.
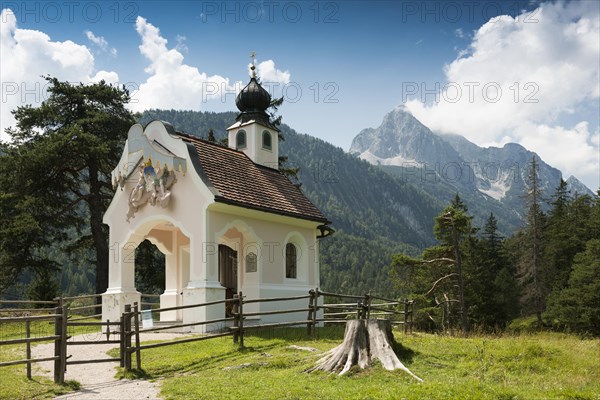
[141,220,190,321]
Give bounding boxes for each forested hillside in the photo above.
[138,109,444,296]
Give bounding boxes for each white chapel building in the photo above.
[102,64,332,331]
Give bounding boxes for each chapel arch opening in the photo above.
[137,219,191,321]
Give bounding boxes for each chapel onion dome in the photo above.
[235,64,274,127]
[235,77,271,113]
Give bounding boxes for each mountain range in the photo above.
[350,107,595,233]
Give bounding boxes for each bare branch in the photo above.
[426,273,458,295]
[420,258,455,264]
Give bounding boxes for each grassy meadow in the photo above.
[0,318,79,399]
[0,322,598,399]
[117,327,599,400]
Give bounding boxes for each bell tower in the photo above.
[227,52,279,169]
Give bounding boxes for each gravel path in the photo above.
[33,332,190,400]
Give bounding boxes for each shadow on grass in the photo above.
[392,340,418,364]
[247,326,346,342]
[139,341,286,378]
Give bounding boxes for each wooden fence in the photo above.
[0,290,413,380]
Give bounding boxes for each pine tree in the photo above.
[517,156,548,327]
[545,179,576,290]
[433,195,473,333]
[1,77,135,296]
[26,269,59,305]
[545,239,600,334]
[469,213,519,328]
[207,128,216,142]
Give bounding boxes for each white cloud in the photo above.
[131,17,290,112]
[405,1,600,189]
[132,16,235,110]
[0,8,119,142]
[85,30,117,57]
[251,59,290,84]
[517,122,600,187]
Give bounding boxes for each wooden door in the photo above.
[218,244,238,316]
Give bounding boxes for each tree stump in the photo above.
[307,319,423,381]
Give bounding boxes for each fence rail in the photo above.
[1,290,413,380]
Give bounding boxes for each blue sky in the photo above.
[1,1,599,189]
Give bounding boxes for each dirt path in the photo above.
[33,332,189,400]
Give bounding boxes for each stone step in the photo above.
[142,320,185,333]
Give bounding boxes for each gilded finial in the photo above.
[250,50,256,78]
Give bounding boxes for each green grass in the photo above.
[2,321,598,400]
[111,328,600,400]
[0,317,100,399]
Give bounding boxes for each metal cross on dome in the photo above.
[251,50,256,78]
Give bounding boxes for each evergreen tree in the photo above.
[26,269,59,305]
[544,239,600,335]
[0,77,135,296]
[517,156,548,327]
[207,128,216,142]
[465,213,518,328]
[390,195,473,333]
[434,198,473,333]
[545,179,576,290]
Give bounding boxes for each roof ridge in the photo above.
[175,131,240,153]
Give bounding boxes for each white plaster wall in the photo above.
[207,206,323,326]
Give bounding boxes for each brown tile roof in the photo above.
[177,132,329,224]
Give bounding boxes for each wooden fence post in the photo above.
[26,320,31,379]
[238,292,244,349]
[124,304,132,371]
[133,302,141,370]
[307,289,315,336]
[409,300,414,334]
[363,293,371,320]
[61,305,67,376]
[312,289,319,336]
[53,306,62,384]
[403,299,408,334]
[232,294,239,344]
[119,314,125,368]
[105,320,111,342]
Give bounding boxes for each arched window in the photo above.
[285,243,297,279]
[236,130,246,149]
[262,130,272,150]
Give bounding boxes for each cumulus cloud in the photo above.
[404,1,600,189]
[131,17,291,113]
[131,16,236,110]
[85,30,117,57]
[251,59,290,84]
[0,8,119,142]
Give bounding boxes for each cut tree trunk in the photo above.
[307,319,422,381]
